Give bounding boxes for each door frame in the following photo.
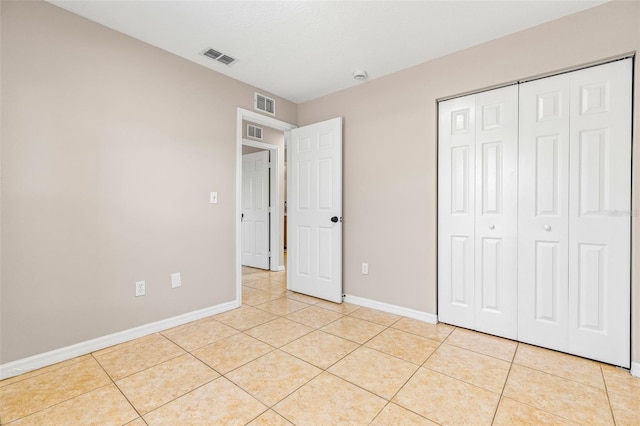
[242,139,277,270]
[236,108,296,303]
[435,57,636,371]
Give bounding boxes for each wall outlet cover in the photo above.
[135,280,145,297]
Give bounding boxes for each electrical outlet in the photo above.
[210,192,218,204]
[135,280,145,297]
[171,272,182,288]
[362,263,369,275]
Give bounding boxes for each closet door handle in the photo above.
[488,224,495,230]
[544,225,551,231]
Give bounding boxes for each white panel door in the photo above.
[474,86,518,339]
[287,118,343,303]
[518,73,571,352]
[567,60,631,367]
[242,150,270,270]
[438,95,476,329]
[518,59,631,367]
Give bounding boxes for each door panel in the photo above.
[518,73,570,352]
[438,95,476,329]
[242,151,270,269]
[451,146,472,214]
[474,85,518,339]
[568,60,631,367]
[534,241,559,322]
[288,118,343,303]
[480,237,501,310]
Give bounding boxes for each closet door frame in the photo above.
[437,57,633,368]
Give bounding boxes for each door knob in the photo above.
[488,224,495,230]
[331,216,339,223]
[544,225,551,231]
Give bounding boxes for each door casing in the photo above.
[235,108,296,304]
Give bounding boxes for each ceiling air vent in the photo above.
[247,124,263,140]
[254,93,275,115]
[202,48,237,66]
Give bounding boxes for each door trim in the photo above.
[236,108,296,304]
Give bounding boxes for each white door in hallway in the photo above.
[242,150,270,270]
[287,117,343,303]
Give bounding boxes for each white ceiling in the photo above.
[47,0,607,104]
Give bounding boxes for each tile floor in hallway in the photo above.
[1,266,639,425]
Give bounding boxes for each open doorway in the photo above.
[241,127,283,271]
[235,108,296,304]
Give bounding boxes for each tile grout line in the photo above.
[488,340,517,425]
[91,351,149,424]
[232,289,406,425]
[600,364,618,425]
[2,382,117,425]
[498,346,608,425]
[383,327,451,425]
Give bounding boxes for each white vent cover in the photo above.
[203,48,237,66]
[247,124,263,140]
[254,93,275,115]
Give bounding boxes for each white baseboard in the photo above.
[0,300,240,380]
[343,294,437,324]
[271,265,285,272]
[632,361,640,378]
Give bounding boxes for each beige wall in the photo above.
[0,0,296,363]
[298,1,640,364]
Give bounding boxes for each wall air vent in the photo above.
[202,48,237,66]
[247,124,263,140]
[254,93,275,115]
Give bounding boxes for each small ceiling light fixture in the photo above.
[352,70,368,81]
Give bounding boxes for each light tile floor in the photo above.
[1,266,639,425]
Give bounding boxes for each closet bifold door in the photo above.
[518,59,631,368]
[438,94,476,330]
[438,86,518,339]
[567,60,631,367]
[518,74,571,352]
[474,86,518,339]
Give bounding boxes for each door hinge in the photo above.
[268,251,272,257]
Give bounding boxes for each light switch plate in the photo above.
[171,272,181,288]
[210,192,218,204]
